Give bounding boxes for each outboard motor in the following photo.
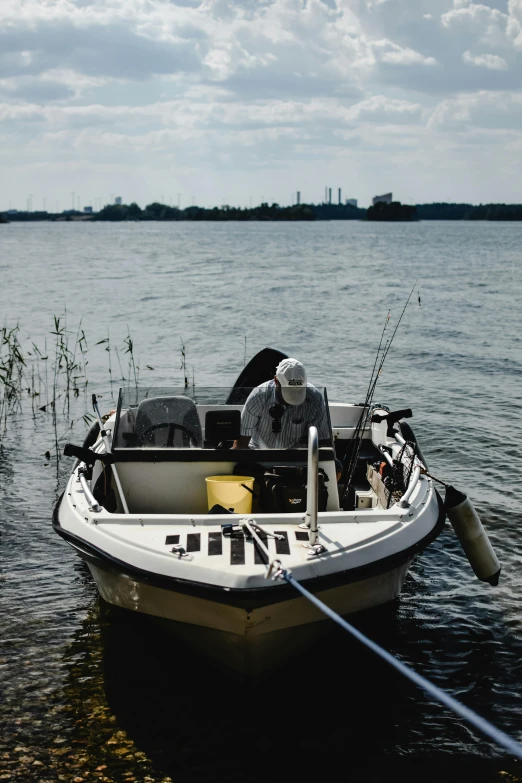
[444,485,501,586]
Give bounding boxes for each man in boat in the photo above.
[232,358,332,450]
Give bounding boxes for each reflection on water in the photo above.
[33,597,522,783]
[4,567,522,782]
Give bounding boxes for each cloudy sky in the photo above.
[1,0,522,210]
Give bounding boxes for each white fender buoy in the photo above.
[444,485,501,586]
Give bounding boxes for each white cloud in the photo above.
[345,95,424,122]
[507,0,522,47]
[370,38,438,65]
[462,49,508,67]
[428,90,522,130]
[441,3,510,48]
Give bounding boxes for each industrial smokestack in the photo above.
[297,191,301,205]
[338,188,342,205]
[328,188,332,204]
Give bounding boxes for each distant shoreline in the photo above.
[4,201,522,222]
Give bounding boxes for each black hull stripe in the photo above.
[52,491,446,611]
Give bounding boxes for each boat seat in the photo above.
[135,396,203,448]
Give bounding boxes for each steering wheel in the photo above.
[140,422,199,448]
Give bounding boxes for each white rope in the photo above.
[279,568,522,761]
[241,516,522,759]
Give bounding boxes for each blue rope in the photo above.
[283,570,522,761]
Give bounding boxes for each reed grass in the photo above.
[180,339,188,389]
[95,329,113,384]
[0,318,199,464]
[124,329,139,389]
[0,319,145,463]
[0,325,26,429]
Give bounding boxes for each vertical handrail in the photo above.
[398,465,421,508]
[78,466,102,512]
[306,426,319,546]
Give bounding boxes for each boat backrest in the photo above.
[134,396,203,448]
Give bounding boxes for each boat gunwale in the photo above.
[52,490,446,610]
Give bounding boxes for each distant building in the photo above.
[372,193,393,206]
[345,199,358,208]
[115,196,122,205]
[83,206,93,214]
[6,209,18,214]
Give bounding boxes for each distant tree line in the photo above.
[311,203,365,220]
[415,203,522,220]
[366,201,417,221]
[2,211,66,222]
[3,201,522,222]
[94,202,316,221]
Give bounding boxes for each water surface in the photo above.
[1,220,521,782]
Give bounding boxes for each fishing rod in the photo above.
[361,280,418,415]
[363,312,391,419]
[350,280,417,454]
[338,313,390,494]
[349,279,418,462]
[340,281,418,508]
[373,279,418,379]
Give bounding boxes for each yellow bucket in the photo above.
[205,475,255,514]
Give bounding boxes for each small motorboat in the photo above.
[53,348,498,672]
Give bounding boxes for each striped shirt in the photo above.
[241,380,331,449]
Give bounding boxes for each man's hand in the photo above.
[232,435,251,449]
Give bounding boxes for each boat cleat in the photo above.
[306,543,328,558]
[170,544,192,560]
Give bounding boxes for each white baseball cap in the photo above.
[275,358,307,405]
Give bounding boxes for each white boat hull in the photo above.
[86,557,412,672]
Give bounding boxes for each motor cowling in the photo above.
[444,485,501,586]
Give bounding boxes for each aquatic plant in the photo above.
[0,320,146,463]
[95,328,113,384]
[180,339,188,389]
[0,319,198,463]
[123,329,139,390]
[0,325,26,430]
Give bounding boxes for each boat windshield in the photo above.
[112,386,331,450]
